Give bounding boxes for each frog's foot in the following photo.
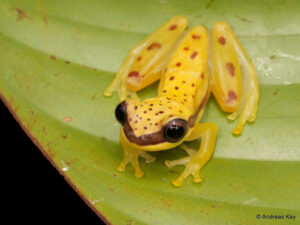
[165,144,202,187]
[227,92,258,135]
[104,74,138,101]
[117,149,155,178]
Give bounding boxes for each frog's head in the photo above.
[115,97,190,150]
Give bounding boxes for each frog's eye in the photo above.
[163,119,188,143]
[115,101,127,126]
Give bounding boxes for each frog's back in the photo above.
[158,25,210,122]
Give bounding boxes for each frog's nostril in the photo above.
[115,101,127,126]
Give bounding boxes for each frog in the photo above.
[104,16,259,187]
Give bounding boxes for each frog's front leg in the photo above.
[165,123,218,187]
[211,22,259,135]
[117,130,156,177]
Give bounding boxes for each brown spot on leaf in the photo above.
[50,55,56,60]
[63,116,73,122]
[235,16,252,23]
[206,0,215,9]
[147,42,161,51]
[65,60,70,64]
[273,89,279,96]
[91,93,97,100]
[12,7,32,21]
[43,82,50,89]
[226,63,235,76]
[43,16,48,26]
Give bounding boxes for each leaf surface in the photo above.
[0,0,299,224]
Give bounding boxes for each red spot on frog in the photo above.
[226,63,235,77]
[169,24,177,30]
[137,56,142,61]
[218,36,226,45]
[190,51,198,59]
[227,91,237,103]
[128,71,140,78]
[192,35,201,39]
[147,42,161,51]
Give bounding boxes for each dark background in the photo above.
[1,100,105,224]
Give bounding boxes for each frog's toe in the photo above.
[117,148,146,178]
[134,167,144,178]
[171,163,202,187]
[166,155,203,186]
[165,156,190,168]
[117,160,129,172]
[192,173,202,183]
[139,151,156,163]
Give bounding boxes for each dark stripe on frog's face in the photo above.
[120,101,165,146]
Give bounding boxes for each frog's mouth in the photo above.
[120,101,165,146]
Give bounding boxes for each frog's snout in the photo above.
[115,101,127,126]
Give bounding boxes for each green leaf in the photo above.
[1,0,299,224]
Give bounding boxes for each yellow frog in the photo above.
[104,16,259,187]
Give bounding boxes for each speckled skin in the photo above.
[104,16,259,186]
[126,25,209,141]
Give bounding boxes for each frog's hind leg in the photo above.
[117,131,156,177]
[165,123,217,187]
[211,22,259,135]
[104,16,188,101]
